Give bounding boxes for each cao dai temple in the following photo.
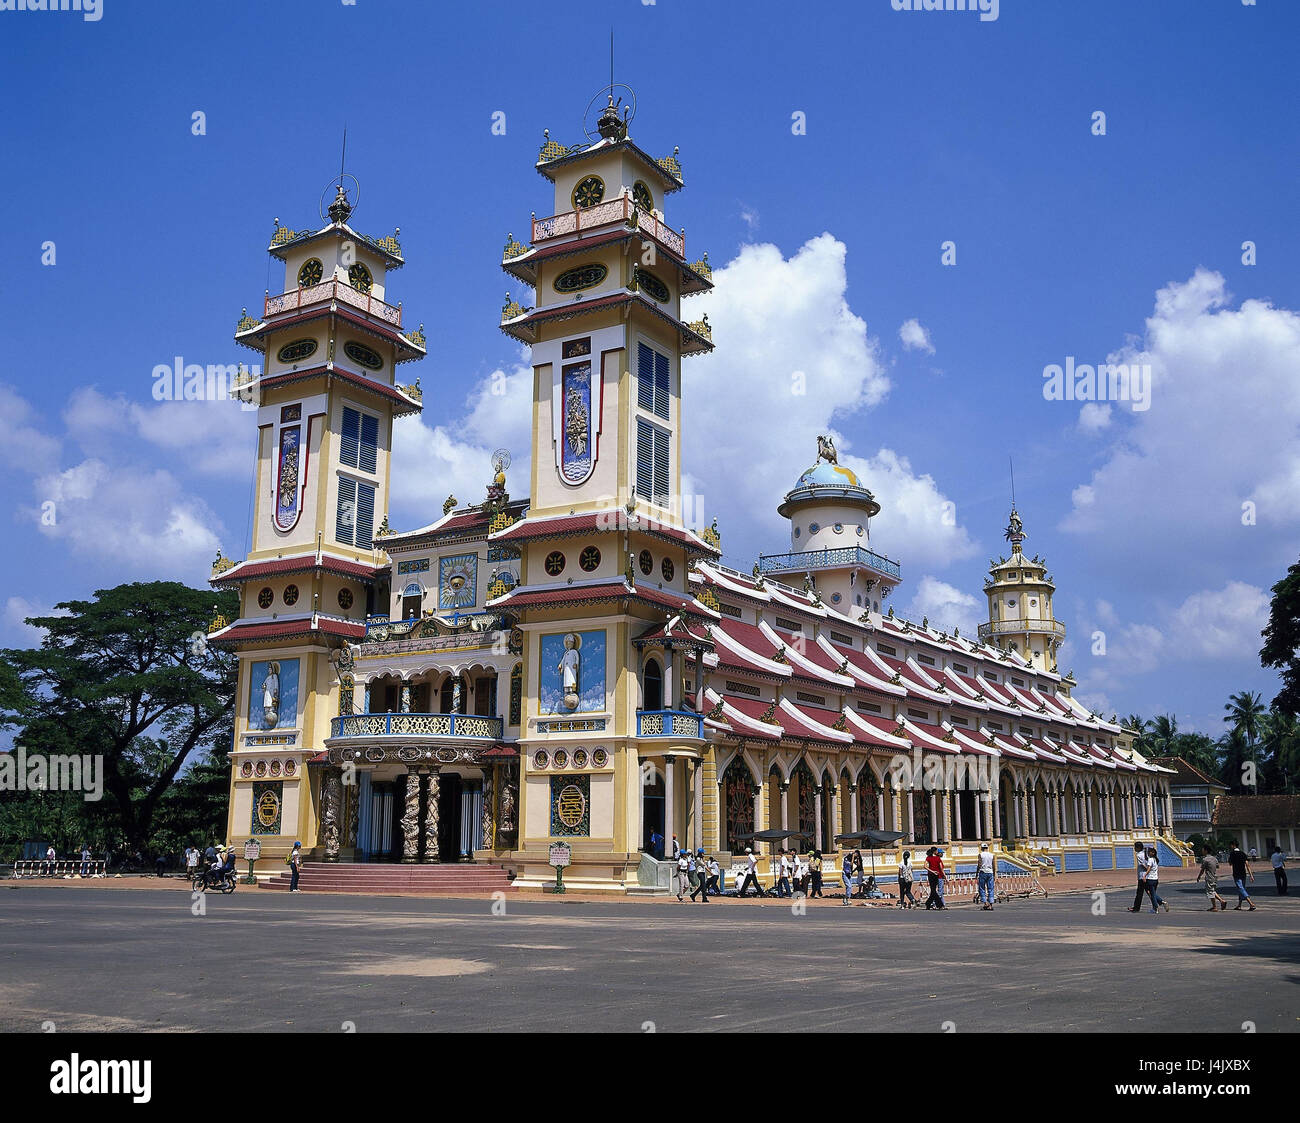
[209,94,1186,891]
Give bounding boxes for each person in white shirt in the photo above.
[705,857,721,895]
[1127,842,1149,913]
[775,850,792,898]
[738,848,764,898]
[676,850,691,901]
[976,843,996,910]
[1270,846,1287,895]
[1143,847,1169,913]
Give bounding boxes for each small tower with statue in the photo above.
[977,508,1065,673]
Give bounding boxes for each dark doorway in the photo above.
[643,658,663,711]
[437,773,463,862]
[958,790,978,840]
[642,772,665,855]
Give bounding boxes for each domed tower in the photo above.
[977,508,1065,672]
[758,435,902,615]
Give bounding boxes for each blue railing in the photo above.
[330,713,503,740]
[637,709,704,739]
[363,610,502,640]
[757,546,901,581]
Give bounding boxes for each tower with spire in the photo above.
[977,508,1065,673]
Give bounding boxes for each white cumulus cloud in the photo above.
[899,318,934,354]
[903,575,982,637]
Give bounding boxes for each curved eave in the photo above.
[502,229,712,295]
[535,136,683,194]
[269,222,405,269]
[776,484,881,520]
[500,290,714,355]
[236,304,425,365]
[245,364,423,417]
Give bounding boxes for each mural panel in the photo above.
[550,774,590,837]
[539,630,606,714]
[250,658,299,730]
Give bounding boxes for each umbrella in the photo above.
[733,828,812,846]
[834,828,906,889]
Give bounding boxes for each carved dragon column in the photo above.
[322,768,343,862]
[422,769,441,862]
[480,765,495,853]
[400,768,421,863]
[499,763,517,844]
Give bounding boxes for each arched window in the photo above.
[643,657,663,711]
[723,759,756,852]
[440,674,465,714]
[401,582,423,620]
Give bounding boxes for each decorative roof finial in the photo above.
[1004,508,1026,554]
[816,433,838,466]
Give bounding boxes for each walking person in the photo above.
[774,849,791,898]
[79,844,92,877]
[976,843,996,910]
[1270,846,1287,895]
[689,850,710,903]
[1127,842,1149,912]
[1197,846,1227,911]
[676,848,691,901]
[851,850,864,898]
[738,848,764,898]
[44,844,56,878]
[1143,847,1169,913]
[705,855,721,896]
[842,850,854,904]
[924,847,946,910]
[288,841,303,892]
[898,851,918,908]
[1229,843,1257,910]
[185,845,199,881]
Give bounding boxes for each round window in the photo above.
[283,584,299,606]
[257,587,273,609]
[572,175,605,209]
[794,527,802,539]
[1006,598,1017,609]
[809,522,820,534]
[833,523,844,534]
[544,551,566,576]
[638,549,653,576]
[579,546,601,572]
[338,588,354,610]
[661,557,675,582]
[831,592,842,604]
[856,526,865,537]
[297,258,323,287]
[1029,598,1038,607]
[347,263,372,293]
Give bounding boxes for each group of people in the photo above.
[1192,842,1279,912]
[674,848,720,902]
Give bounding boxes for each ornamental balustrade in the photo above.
[757,546,902,582]
[330,713,503,740]
[636,709,704,739]
[530,195,686,258]
[263,278,402,328]
[363,610,504,642]
[977,618,1067,640]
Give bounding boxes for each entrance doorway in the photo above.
[642,772,665,855]
[437,773,462,861]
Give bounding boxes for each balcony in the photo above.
[330,713,503,740]
[363,611,504,643]
[977,618,1067,641]
[261,278,402,329]
[757,546,902,583]
[530,195,685,259]
[636,709,704,740]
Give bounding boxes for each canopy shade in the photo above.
[732,829,812,843]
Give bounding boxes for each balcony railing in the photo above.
[757,546,902,582]
[363,611,503,641]
[531,196,685,258]
[637,709,704,739]
[330,713,503,740]
[263,278,402,328]
[977,618,1067,640]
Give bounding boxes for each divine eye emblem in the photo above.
[297,258,323,287]
[343,341,383,370]
[348,262,372,293]
[632,181,653,212]
[553,263,608,294]
[579,546,601,572]
[572,175,604,209]
[544,551,566,576]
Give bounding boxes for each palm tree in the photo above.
[1224,691,1266,786]
[1124,714,1149,736]
[1261,709,1299,794]
[1218,727,1252,792]
[1148,714,1178,756]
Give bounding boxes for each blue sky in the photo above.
[2,0,1297,737]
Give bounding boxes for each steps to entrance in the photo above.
[261,861,516,896]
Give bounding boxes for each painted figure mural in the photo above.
[540,629,605,714]
[251,658,299,730]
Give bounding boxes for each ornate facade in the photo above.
[212,94,1184,889]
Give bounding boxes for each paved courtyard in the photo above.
[0,883,1296,1033]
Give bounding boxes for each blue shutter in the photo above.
[636,418,653,500]
[340,407,360,469]
[654,350,669,419]
[637,342,653,413]
[652,425,670,506]
[335,476,357,545]
[359,412,379,474]
[356,482,375,549]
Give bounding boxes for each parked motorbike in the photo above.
[192,866,237,894]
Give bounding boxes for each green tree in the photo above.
[1260,558,1300,715]
[1,582,238,855]
[1218,727,1254,793]
[1167,732,1219,779]
[1224,690,1266,783]
[1146,714,1178,756]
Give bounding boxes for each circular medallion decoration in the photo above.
[284,759,297,776]
[269,760,282,777]
[544,551,566,576]
[592,748,608,767]
[297,258,323,287]
[572,749,588,768]
[254,760,267,777]
[553,749,569,768]
[257,587,274,609]
[572,175,605,209]
[831,592,842,604]
[277,338,318,364]
[338,588,354,610]
[579,545,601,572]
[533,750,549,769]
[636,269,670,303]
[632,180,653,212]
[553,262,608,294]
[661,557,675,582]
[283,584,299,606]
[555,783,587,829]
[1029,598,1038,607]
[256,789,281,828]
[1006,598,1017,608]
[639,549,653,576]
[833,523,844,534]
[809,522,821,534]
[343,340,383,370]
[348,262,372,293]
[240,760,253,778]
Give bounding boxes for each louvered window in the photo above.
[636,342,670,420]
[636,418,670,508]
[335,475,375,548]
[340,406,379,474]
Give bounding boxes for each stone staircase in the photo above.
[260,861,516,896]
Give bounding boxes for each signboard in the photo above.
[243,840,262,862]
[548,842,572,868]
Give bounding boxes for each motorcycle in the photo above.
[192,866,237,894]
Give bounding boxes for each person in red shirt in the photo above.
[924,846,947,910]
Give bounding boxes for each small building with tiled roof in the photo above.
[1147,756,1229,842]
[1212,795,1300,857]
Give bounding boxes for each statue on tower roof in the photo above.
[327,182,353,225]
[1004,508,1026,553]
[816,433,838,466]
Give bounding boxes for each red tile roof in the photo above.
[1212,795,1300,828]
[487,580,715,619]
[254,364,423,415]
[211,554,385,587]
[208,616,366,645]
[490,511,718,555]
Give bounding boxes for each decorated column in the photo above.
[401,768,421,862]
[423,769,441,861]
[813,785,823,853]
[664,756,676,852]
[322,768,343,861]
[481,766,495,852]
